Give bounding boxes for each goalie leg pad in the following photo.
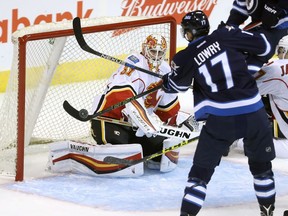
[48,140,144,177]
[160,138,180,173]
[47,141,72,173]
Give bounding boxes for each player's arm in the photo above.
[162,50,194,94]
[155,93,180,123]
[225,0,249,26]
[96,85,136,119]
[222,26,271,57]
[261,1,288,28]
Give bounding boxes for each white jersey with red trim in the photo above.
[94,53,180,123]
[256,59,288,138]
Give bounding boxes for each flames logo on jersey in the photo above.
[144,80,162,108]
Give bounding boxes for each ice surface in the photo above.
[1,92,288,216]
[4,156,288,212]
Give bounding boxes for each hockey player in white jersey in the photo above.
[233,35,288,158]
[256,35,288,139]
[48,34,199,177]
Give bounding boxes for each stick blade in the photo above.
[103,156,136,166]
[72,17,88,50]
[63,100,90,122]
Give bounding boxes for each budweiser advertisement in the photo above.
[121,0,217,24]
[0,0,231,72]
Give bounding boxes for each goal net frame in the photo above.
[0,16,177,181]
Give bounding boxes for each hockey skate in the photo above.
[260,204,274,216]
[180,212,195,216]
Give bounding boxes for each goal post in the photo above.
[0,16,177,181]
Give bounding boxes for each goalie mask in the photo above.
[276,35,288,59]
[142,34,167,72]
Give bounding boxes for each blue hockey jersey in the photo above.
[226,0,288,29]
[164,25,271,121]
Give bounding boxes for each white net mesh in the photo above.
[0,16,175,178]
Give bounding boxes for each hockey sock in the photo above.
[180,177,207,216]
[253,170,276,207]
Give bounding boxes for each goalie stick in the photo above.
[72,17,162,79]
[63,84,162,121]
[103,135,199,166]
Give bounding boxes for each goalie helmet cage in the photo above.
[0,16,177,181]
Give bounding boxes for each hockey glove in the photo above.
[180,115,200,132]
[262,3,287,28]
[167,111,200,132]
[161,73,178,94]
[122,98,162,138]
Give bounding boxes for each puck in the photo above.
[79,109,88,119]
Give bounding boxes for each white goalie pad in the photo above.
[160,138,180,172]
[122,98,162,137]
[47,140,144,177]
[145,138,180,172]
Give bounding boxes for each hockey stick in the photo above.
[63,84,162,121]
[243,21,262,31]
[103,135,199,166]
[95,116,200,140]
[72,17,162,79]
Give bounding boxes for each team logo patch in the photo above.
[128,55,140,63]
[246,0,259,14]
[265,146,272,152]
[114,130,120,136]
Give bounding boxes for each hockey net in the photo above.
[0,16,177,181]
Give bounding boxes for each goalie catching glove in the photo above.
[122,98,162,137]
